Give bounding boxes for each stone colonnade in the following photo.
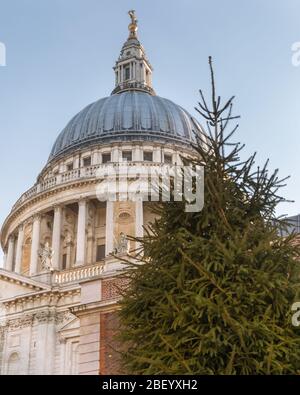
[4,199,144,275]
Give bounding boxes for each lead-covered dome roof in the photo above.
[48,11,206,163]
[48,91,202,162]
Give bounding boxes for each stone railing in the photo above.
[53,262,105,285]
[11,162,166,211]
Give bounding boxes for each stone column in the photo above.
[15,224,25,273]
[172,152,179,165]
[6,236,15,271]
[142,64,146,84]
[105,201,114,256]
[135,199,144,238]
[35,312,56,375]
[92,150,99,165]
[30,215,41,276]
[76,200,87,266]
[3,253,7,269]
[52,206,62,270]
[74,154,80,169]
[111,147,119,162]
[133,145,142,162]
[153,147,162,163]
[66,240,73,269]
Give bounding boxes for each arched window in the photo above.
[7,352,20,375]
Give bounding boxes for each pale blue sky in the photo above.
[0,0,300,262]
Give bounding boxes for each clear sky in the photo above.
[0,0,300,263]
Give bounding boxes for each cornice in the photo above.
[0,178,99,247]
[1,285,80,309]
[70,298,120,317]
[0,269,49,292]
[0,309,78,331]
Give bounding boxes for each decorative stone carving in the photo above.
[118,211,131,224]
[0,325,8,336]
[65,233,73,245]
[38,242,54,272]
[114,232,129,255]
[8,315,34,330]
[58,334,67,344]
[35,310,56,324]
[55,311,75,325]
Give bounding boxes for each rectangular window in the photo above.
[96,245,105,262]
[102,153,111,164]
[62,254,67,270]
[66,163,73,171]
[164,154,172,164]
[122,151,132,162]
[143,151,153,162]
[124,66,130,81]
[83,157,91,167]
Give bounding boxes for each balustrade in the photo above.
[11,162,165,210]
[53,262,104,284]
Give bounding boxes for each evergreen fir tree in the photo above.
[117,58,300,375]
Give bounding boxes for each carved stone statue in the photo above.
[114,232,129,255]
[38,242,54,272]
[128,10,137,25]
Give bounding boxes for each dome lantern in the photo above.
[111,10,155,96]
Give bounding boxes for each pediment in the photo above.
[0,269,49,300]
[59,316,80,332]
[57,313,80,341]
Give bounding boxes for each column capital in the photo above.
[22,218,30,227]
[53,205,63,213]
[78,198,88,207]
[8,234,16,242]
[32,213,42,222]
[18,223,25,232]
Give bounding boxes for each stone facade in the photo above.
[0,11,199,375]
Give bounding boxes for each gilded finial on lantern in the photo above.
[111,10,155,95]
[128,10,138,38]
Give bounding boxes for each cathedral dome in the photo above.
[49,91,201,162]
